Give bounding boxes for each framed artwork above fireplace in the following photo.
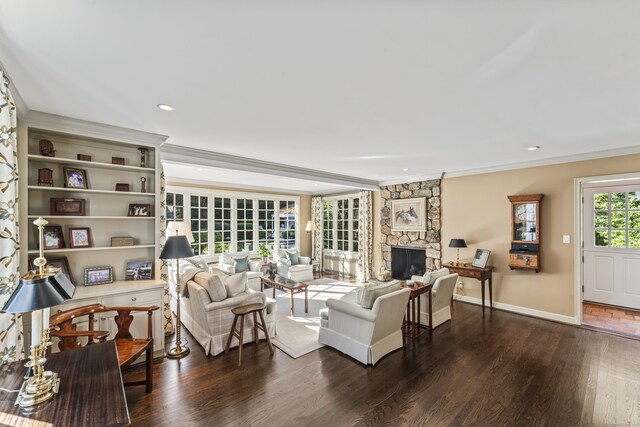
[391,197,426,231]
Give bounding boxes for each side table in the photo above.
[401,281,432,341]
[446,263,494,313]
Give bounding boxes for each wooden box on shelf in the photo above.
[507,194,543,272]
[115,183,130,192]
[77,154,92,161]
[111,237,134,247]
[38,168,53,186]
[50,198,86,216]
[111,157,125,165]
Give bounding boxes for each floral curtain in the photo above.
[0,69,24,365]
[159,165,174,336]
[357,190,373,282]
[311,196,323,271]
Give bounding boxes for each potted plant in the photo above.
[258,243,271,262]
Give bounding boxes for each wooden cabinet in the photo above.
[508,194,543,272]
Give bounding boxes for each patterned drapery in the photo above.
[311,196,323,271]
[159,165,175,336]
[0,69,24,365]
[357,190,373,282]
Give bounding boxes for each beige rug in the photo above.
[270,278,358,358]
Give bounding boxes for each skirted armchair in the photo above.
[273,248,313,282]
[411,271,459,328]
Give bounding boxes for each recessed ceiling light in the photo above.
[313,184,319,186]
[157,104,174,111]
[402,168,409,171]
[527,145,541,151]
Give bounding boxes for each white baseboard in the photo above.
[453,294,580,325]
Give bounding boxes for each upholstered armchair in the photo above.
[411,272,459,328]
[219,251,263,291]
[273,248,313,282]
[318,287,410,365]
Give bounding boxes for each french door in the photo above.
[583,182,640,309]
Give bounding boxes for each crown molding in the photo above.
[379,173,443,187]
[22,111,168,146]
[167,177,315,196]
[443,145,640,179]
[161,144,380,190]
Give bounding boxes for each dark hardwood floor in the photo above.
[123,300,640,426]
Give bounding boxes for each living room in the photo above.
[2,2,640,426]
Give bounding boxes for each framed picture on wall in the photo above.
[84,266,114,286]
[391,197,427,232]
[43,225,65,249]
[63,167,88,189]
[41,256,74,285]
[472,249,491,268]
[69,227,93,248]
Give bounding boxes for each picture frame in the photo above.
[472,249,491,269]
[41,256,74,285]
[63,167,88,189]
[391,197,427,232]
[125,261,153,281]
[50,198,86,216]
[68,227,93,248]
[43,225,65,249]
[128,203,151,217]
[84,266,113,286]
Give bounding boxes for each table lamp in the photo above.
[160,221,194,359]
[1,217,75,407]
[305,220,317,260]
[449,238,467,266]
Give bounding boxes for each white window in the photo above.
[258,200,276,248]
[190,195,209,255]
[279,200,296,249]
[213,197,232,254]
[593,191,640,248]
[166,192,184,221]
[237,198,254,252]
[323,195,360,253]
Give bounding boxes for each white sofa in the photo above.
[318,287,410,365]
[411,272,458,328]
[168,259,276,356]
[273,248,313,282]
[218,251,263,291]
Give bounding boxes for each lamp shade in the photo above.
[305,220,317,232]
[2,270,75,314]
[166,221,194,243]
[449,238,467,248]
[159,235,195,260]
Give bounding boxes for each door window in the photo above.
[593,191,640,248]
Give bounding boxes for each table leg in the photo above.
[261,280,264,292]
[273,286,276,299]
[290,290,295,316]
[428,289,433,330]
[481,278,486,314]
[304,287,308,313]
[411,297,416,341]
[417,293,421,327]
[489,275,493,309]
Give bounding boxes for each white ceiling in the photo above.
[1,1,640,191]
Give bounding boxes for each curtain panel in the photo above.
[159,165,175,336]
[0,70,24,365]
[311,196,323,271]
[357,190,373,282]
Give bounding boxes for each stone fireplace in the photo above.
[391,246,426,280]
[380,179,441,274]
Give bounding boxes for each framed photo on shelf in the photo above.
[84,266,113,286]
[128,203,151,217]
[63,167,88,189]
[43,256,74,285]
[391,197,427,232]
[472,249,491,269]
[68,227,93,248]
[43,225,65,249]
[125,261,153,280]
[50,198,86,216]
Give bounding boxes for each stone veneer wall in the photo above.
[380,179,442,272]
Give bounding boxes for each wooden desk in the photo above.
[0,341,130,427]
[446,263,494,313]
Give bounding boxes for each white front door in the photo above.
[583,183,640,309]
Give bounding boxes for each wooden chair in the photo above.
[49,303,159,393]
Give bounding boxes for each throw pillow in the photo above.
[193,271,226,302]
[185,256,208,270]
[232,256,249,272]
[357,281,402,309]
[224,271,247,297]
[286,250,300,265]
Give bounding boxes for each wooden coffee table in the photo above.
[260,275,309,316]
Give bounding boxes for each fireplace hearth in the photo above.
[391,246,426,280]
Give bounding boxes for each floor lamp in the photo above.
[160,221,194,359]
[305,220,317,260]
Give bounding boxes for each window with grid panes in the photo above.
[323,200,334,249]
[258,200,275,248]
[213,197,232,253]
[279,200,297,249]
[236,198,255,252]
[166,192,184,221]
[336,199,349,250]
[593,191,640,248]
[190,195,209,255]
[352,198,360,252]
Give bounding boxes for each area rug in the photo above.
[270,278,358,358]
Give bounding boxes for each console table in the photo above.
[0,341,130,426]
[446,263,494,313]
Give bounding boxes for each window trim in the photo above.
[322,193,360,256]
